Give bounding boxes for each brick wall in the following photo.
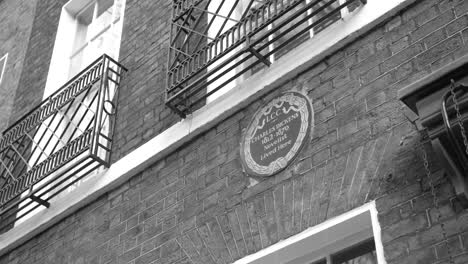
[7,0,68,125]
[2,0,468,263]
[112,0,180,161]
[0,0,38,133]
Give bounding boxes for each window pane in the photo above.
[247,2,272,74]
[84,30,108,64]
[70,0,124,76]
[332,239,377,264]
[76,3,95,25]
[338,251,377,264]
[273,0,311,60]
[309,259,327,264]
[97,0,114,17]
[312,1,341,34]
[69,49,84,77]
[89,3,113,39]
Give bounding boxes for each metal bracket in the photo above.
[246,36,271,67]
[247,47,271,67]
[166,101,187,119]
[30,195,50,208]
[432,138,468,207]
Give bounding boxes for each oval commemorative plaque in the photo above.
[240,91,313,177]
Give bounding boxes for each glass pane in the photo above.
[247,1,271,74]
[88,3,113,39]
[309,259,327,264]
[207,0,240,39]
[97,0,114,17]
[70,0,123,75]
[338,251,377,264]
[312,0,342,34]
[332,240,378,264]
[69,49,84,77]
[76,3,95,25]
[83,29,109,64]
[272,0,311,60]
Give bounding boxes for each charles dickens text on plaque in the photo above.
[241,92,313,177]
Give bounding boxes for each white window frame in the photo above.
[233,202,386,264]
[68,0,123,77]
[44,0,126,98]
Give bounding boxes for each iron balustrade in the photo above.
[0,55,126,231]
[167,0,367,117]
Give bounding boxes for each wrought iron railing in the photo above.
[440,80,468,179]
[167,0,366,117]
[0,55,126,231]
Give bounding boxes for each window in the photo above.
[3,0,127,228]
[331,239,377,264]
[207,0,266,102]
[69,0,124,77]
[45,0,126,97]
[233,202,385,264]
[41,0,126,186]
[167,0,366,116]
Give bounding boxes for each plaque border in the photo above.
[240,91,313,177]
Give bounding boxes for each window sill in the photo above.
[0,0,415,256]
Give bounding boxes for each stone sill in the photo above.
[0,0,415,257]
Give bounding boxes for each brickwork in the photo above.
[0,0,38,132]
[7,0,68,125]
[2,0,468,264]
[112,0,180,160]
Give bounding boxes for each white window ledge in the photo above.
[0,0,416,256]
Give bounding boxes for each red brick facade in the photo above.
[1,0,468,263]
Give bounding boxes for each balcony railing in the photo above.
[0,55,126,231]
[167,0,366,117]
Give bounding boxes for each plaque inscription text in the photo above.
[241,92,313,177]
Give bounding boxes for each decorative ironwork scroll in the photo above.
[0,55,126,231]
[167,0,366,117]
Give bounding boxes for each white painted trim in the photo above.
[231,202,384,264]
[0,53,8,86]
[45,0,126,97]
[370,201,387,264]
[0,0,416,256]
[44,6,76,97]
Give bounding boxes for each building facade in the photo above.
[0,0,468,263]
[0,0,38,133]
